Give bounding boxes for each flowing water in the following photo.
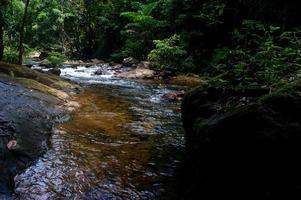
[14,65,185,199]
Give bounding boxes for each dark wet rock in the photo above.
[108,61,114,66]
[180,82,301,199]
[47,68,61,76]
[0,118,15,139]
[0,63,76,197]
[94,69,103,75]
[0,80,64,196]
[122,57,139,67]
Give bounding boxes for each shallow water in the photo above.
[14,65,185,199]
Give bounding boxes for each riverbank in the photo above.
[180,80,301,199]
[0,62,79,197]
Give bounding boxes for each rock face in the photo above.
[0,80,63,196]
[180,83,301,199]
[0,63,76,197]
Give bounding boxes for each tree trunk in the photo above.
[18,0,30,65]
[0,24,4,62]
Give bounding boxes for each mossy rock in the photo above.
[180,80,301,199]
[0,62,77,98]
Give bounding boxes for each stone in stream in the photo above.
[94,69,103,75]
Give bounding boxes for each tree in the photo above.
[118,1,162,59]
[0,0,9,61]
[18,0,30,64]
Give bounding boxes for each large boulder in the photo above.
[0,63,77,197]
[180,82,301,199]
[115,68,155,79]
[0,80,63,196]
[122,57,139,67]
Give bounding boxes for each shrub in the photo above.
[3,47,19,64]
[45,52,65,67]
[148,34,189,72]
[208,20,301,90]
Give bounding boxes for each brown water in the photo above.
[14,67,185,199]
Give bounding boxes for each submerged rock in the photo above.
[180,82,301,199]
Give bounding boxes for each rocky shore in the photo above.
[180,81,301,199]
[29,54,203,87]
[0,62,79,197]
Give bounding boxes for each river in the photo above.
[13,65,185,199]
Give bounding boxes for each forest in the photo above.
[0,0,301,199]
[0,0,299,89]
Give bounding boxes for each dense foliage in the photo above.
[1,0,301,89]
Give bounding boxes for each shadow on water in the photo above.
[14,66,185,199]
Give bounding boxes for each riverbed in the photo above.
[14,65,185,199]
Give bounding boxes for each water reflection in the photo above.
[14,66,184,199]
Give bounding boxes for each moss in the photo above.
[14,78,69,100]
[0,62,77,99]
